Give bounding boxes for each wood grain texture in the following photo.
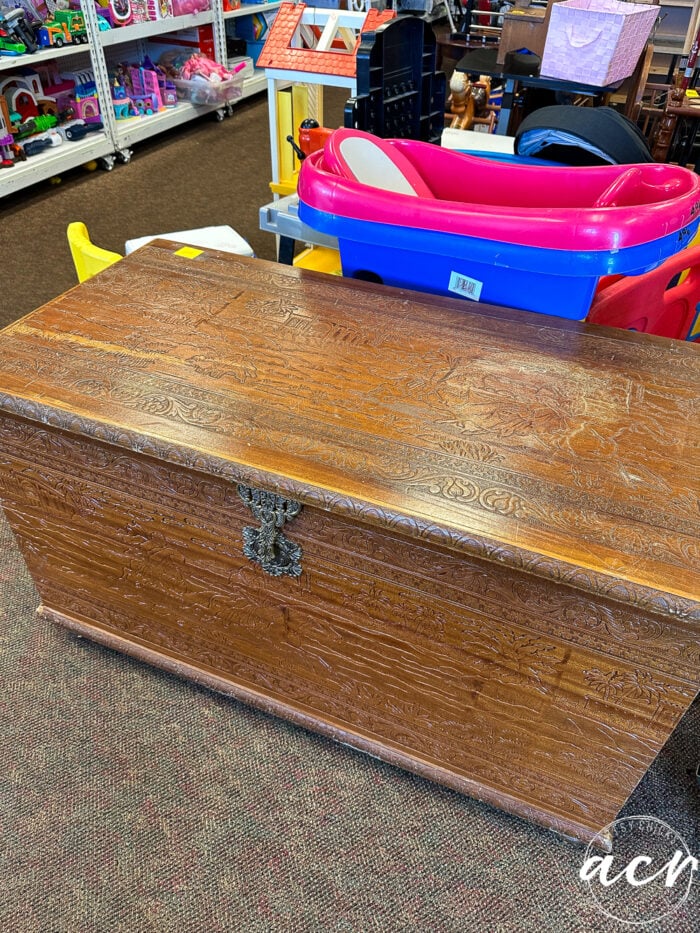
[0,243,697,846]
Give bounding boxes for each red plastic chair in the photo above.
[587,245,700,341]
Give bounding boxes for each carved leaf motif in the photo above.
[429,477,479,501]
[435,439,505,463]
[489,633,564,694]
[188,355,258,383]
[74,378,110,396]
[139,394,173,416]
[583,668,675,705]
[107,387,223,427]
[479,488,527,517]
[442,369,589,440]
[363,350,463,403]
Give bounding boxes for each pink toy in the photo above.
[178,53,234,83]
[311,129,700,252]
[170,0,210,15]
[129,62,164,110]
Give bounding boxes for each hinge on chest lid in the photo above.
[237,484,303,578]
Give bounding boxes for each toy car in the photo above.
[36,11,87,48]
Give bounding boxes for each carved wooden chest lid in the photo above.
[0,243,697,612]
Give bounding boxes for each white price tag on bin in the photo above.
[448,271,483,302]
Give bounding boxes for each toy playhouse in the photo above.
[297,129,700,319]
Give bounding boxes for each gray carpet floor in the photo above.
[0,96,278,330]
[1,507,698,932]
[0,92,698,932]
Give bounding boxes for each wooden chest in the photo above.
[0,242,697,849]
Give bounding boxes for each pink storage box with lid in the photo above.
[540,0,659,87]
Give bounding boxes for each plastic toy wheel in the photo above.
[100,155,115,171]
[215,108,225,122]
[353,270,383,284]
[54,37,64,47]
[116,149,132,164]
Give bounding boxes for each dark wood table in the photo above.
[0,242,697,848]
[454,46,620,135]
[432,24,495,71]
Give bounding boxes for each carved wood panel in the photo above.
[0,415,696,845]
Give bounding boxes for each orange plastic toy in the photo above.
[256,2,395,76]
[587,245,700,341]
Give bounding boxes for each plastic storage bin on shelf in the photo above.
[173,74,244,105]
[296,129,700,320]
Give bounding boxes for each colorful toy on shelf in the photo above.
[167,52,242,105]
[178,52,233,84]
[170,0,210,15]
[21,135,52,156]
[128,0,151,23]
[134,56,177,109]
[33,62,75,100]
[57,119,103,141]
[131,93,158,115]
[8,141,26,161]
[111,79,135,119]
[0,95,19,148]
[5,0,46,28]
[0,8,37,55]
[4,7,37,52]
[0,29,25,56]
[146,0,172,20]
[297,128,700,320]
[0,75,41,123]
[0,139,15,166]
[13,114,52,140]
[96,0,133,28]
[37,10,87,48]
[129,60,165,112]
[110,55,177,118]
[69,81,101,121]
[111,0,133,25]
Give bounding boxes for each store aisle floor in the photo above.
[0,95,275,330]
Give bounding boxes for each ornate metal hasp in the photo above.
[237,484,303,578]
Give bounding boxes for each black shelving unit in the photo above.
[344,15,446,143]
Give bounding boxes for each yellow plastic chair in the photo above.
[67,222,122,283]
[293,245,342,275]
